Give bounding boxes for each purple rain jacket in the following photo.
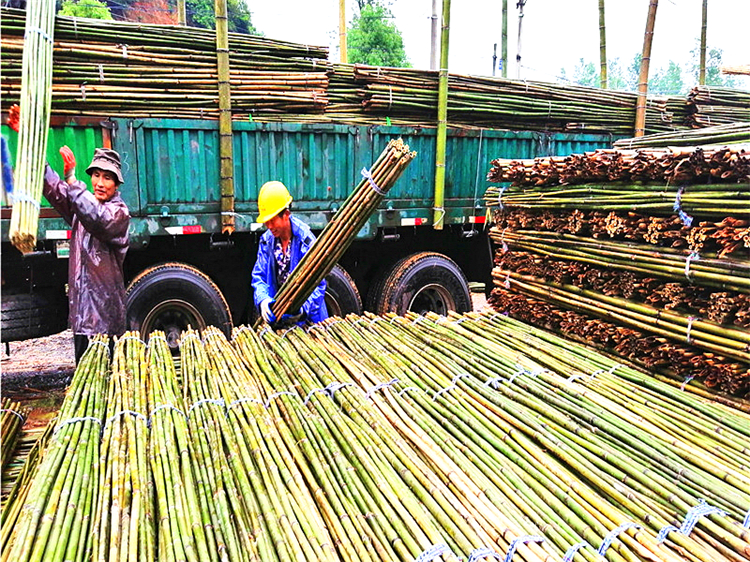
[43,164,130,336]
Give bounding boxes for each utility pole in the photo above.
[699,0,707,84]
[339,0,347,63]
[598,0,607,89]
[516,0,527,78]
[501,0,508,77]
[492,43,497,76]
[430,0,439,70]
[635,0,658,137]
[177,0,185,25]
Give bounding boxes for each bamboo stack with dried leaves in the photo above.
[686,85,750,128]
[484,143,750,395]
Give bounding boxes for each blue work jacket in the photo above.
[251,215,328,324]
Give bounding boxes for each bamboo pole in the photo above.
[433,0,451,231]
[635,0,658,137]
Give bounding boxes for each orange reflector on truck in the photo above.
[165,225,202,235]
[468,215,486,224]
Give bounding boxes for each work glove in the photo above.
[59,146,77,184]
[7,104,20,133]
[260,298,276,324]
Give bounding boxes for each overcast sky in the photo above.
[250,0,749,89]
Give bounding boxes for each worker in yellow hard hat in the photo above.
[251,181,328,326]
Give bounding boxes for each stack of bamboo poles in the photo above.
[1,335,109,562]
[614,122,750,149]
[354,65,682,134]
[268,138,416,321]
[484,145,750,395]
[1,398,28,474]
[686,86,750,127]
[6,0,55,254]
[6,317,750,561]
[1,8,330,119]
[1,7,704,135]
[486,145,750,187]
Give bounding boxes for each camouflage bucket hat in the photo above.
[86,148,124,184]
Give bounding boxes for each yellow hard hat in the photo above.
[257,181,293,223]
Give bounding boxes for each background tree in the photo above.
[125,0,175,24]
[559,58,598,87]
[59,0,113,19]
[184,0,258,34]
[689,46,737,88]
[348,1,410,67]
[649,60,685,95]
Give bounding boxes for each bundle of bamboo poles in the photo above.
[4,319,750,561]
[486,145,750,187]
[492,248,750,328]
[1,335,109,562]
[614,122,750,149]
[6,0,55,254]
[353,65,682,134]
[492,209,749,259]
[0,398,27,474]
[269,138,416,321]
[686,85,750,127]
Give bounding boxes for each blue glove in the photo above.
[260,298,276,324]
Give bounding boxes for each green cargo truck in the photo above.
[1,115,614,346]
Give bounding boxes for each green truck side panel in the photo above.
[1,124,104,207]
[2,119,619,244]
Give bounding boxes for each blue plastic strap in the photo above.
[484,377,505,389]
[467,546,501,562]
[680,375,695,392]
[684,251,700,281]
[0,409,25,423]
[598,522,641,555]
[503,535,545,562]
[451,373,469,384]
[398,386,422,396]
[187,398,226,417]
[562,541,591,562]
[24,26,53,42]
[303,388,327,405]
[228,397,264,410]
[150,404,186,421]
[686,316,699,344]
[415,543,453,562]
[366,379,399,399]
[497,186,507,210]
[147,333,168,347]
[264,391,297,408]
[679,499,726,536]
[743,508,750,528]
[673,186,693,227]
[433,385,457,401]
[656,525,679,544]
[119,334,146,346]
[361,167,386,196]
[87,339,111,356]
[325,381,354,397]
[508,367,532,384]
[55,416,102,437]
[102,410,147,434]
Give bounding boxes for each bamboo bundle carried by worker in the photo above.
[6,0,55,254]
[269,138,416,321]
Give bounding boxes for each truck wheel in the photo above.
[325,264,363,317]
[126,262,231,349]
[373,252,472,316]
[1,289,68,342]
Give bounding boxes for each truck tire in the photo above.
[324,264,363,318]
[126,262,231,349]
[372,252,472,316]
[1,289,69,342]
